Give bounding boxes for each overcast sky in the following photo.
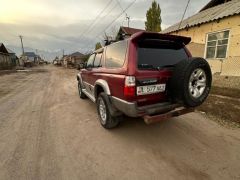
[0,0,209,55]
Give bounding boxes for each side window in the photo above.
[86,54,95,68]
[105,40,127,68]
[94,53,102,67]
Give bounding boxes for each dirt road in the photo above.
[0,66,239,180]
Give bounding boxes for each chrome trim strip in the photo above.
[82,89,96,102]
[83,81,94,88]
[111,96,135,105]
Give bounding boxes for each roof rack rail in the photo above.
[104,39,117,46]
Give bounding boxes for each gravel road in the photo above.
[0,65,239,180]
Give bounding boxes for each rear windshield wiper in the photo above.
[138,64,175,70]
[158,65,175,69]
[138,64,159,70]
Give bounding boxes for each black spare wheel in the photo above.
[169,57,212,107]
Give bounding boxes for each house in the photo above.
[0,43,12,70]
[19,52,40,67]
[7,48,19,67]
[63,52,84,68]
[23,52,38,63]
[53,56,61,66]
[115,26,145,40]
[63,55,69,67]
[162,0,240,76]
[59,55,67,66]
[70,52,84,66]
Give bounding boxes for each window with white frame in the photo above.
[205,30,230,59]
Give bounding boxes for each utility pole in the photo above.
[126,14,130,27]
[35,49,39,63]
[62,49,64,58]
[19,35,25,55]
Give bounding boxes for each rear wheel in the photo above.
[97,93,120,129]
[169,58,212,107]
[78,81,87,99]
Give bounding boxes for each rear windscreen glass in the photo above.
[137,40,188,70]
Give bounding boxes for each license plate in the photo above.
[137,84,166,95]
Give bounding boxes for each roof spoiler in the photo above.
[131,31,191,45]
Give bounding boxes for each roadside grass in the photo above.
[197,87,240,128]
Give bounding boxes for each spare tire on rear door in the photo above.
[169,57,212,107]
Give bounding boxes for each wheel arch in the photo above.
[94,79,111,98]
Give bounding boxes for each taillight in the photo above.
[124,76,136,97]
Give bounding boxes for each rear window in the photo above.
[105,40,127,68]
[137,40,188,70]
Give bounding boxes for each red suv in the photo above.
[77,32,212,129]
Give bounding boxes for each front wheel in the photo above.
[78,81,87,99]
[97,93,120,129]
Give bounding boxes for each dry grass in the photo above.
[197,75,240,128]
[210,86,240,99]
[213,75,240,90]
[197,96,240,128]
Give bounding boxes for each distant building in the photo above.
[60,55,67,66]
[162,0,240,76]
[24,52,38,63]
[7,48,19,67]
[63,52,84,68]
[0,43,13,70]
[53,56,61,66]
[116,26,145,40]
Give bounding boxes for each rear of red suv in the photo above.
[126,33,191,105]
[77,32,212,129]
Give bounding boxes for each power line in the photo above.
[79,1,119,42]
[177,0,191,31]
[83,0,136,49]
[115,0,131,27]
[115,0,124,12]
[71,0,137,52]
[94,0,137,41]
[78,0,113,41]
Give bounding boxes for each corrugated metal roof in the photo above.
[0,43,9,54]
[7,48,15,54]
[162,0,240,34]
[70,52,84,57]
[24,52,37,57]
[121,26,144,35]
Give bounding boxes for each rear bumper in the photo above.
[110,96,191,118]
[144,107,194,124]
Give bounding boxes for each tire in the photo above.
[97,93,120,129]
[78,81,87,99]
[169,57,212,107]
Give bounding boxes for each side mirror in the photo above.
[77,63,85,70]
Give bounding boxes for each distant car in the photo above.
[77,32,212,129]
